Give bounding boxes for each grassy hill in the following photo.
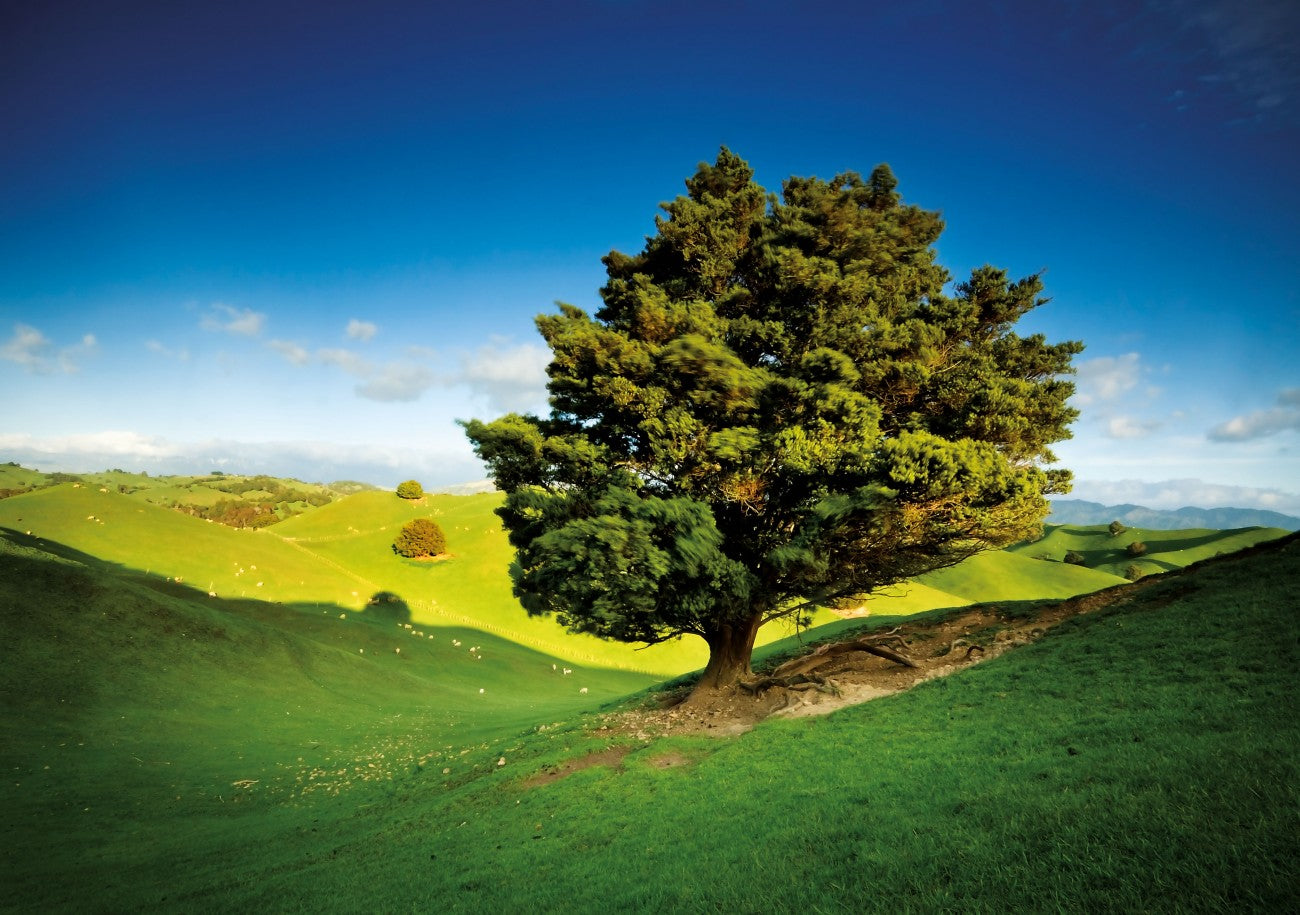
[1008,523,1291,578]
[3,521,1295,910]
[0,528,657,910]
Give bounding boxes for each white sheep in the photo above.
[563,668,572,675]
[579,687,588,694]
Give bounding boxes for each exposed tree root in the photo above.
[738,630,918,696]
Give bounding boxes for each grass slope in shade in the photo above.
[0,530,655,911]
[203,537,1300,912]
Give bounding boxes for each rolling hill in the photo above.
[1008,523,1291,578]
[3,512,1295,910]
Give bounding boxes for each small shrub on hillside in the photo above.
[1127,541,1148,557]
[396,480,424,500]
[1108,520,1127,536]
[1124,563,1145,581]
[393,518,446,558]
[1064,550,1086,565]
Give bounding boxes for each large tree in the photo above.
[464,149,1081,700]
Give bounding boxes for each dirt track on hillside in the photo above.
[607,572,1182,739]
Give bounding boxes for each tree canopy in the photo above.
[392,518,446,559]
[464,148,1081,698]
[396,479,424,500]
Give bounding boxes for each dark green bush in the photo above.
[1127,541,1148,557]
[396,480,424,500]
[393,518,446,558]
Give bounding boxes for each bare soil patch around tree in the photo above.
[607,573,1179,739]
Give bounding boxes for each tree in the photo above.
[396,479,424,500]
[1127,541,1147,557]
[1064,551,1086,566]
[392,518,446,558]
[1108,520,1127,536]
[464,149,1081,700]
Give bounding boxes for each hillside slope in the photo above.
[0,528,656,909]
[1009,523,1290,577]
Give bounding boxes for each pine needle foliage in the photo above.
[464,148,1082,691]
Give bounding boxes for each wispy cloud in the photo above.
[457,339,550,414]
[357,363,435,402]
[346,319,378,341]
[2,323,97,373]
[318,347,372,376]
[201,303,266,337]
[1073,353,1144,405]
[145,339,190,361]
[0,431,480,488]
[268,339,311,366]
[1105,415,1163,440]
[1208,388,1300,441]
[1070,476,1300,515]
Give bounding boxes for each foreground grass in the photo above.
[6,534,1291,911]
[347,538,1299,913]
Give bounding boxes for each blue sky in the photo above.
[2,0,1298,513]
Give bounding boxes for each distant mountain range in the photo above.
[1048,499,1300,532]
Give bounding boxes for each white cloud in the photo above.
[145,339,190,361]
[1073,352,1143,405]
[201,303,266,337]
[318,348,372,376]
[1208,388,1300,441]
[0,431,481,489]
[1069,476,1300,516]
[1105,415,1162,440]
[2,324,52,370]
[2,323,97,373]
[0,430,183,460]
[457,340,550,414]
[356,363,436,402]
[346,319,378,341]
[269,339,311,366]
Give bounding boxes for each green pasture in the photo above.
[0,529,655,911]
[1010,523,1290,578]
[5,522,1295,911]
[919,547,1126,602]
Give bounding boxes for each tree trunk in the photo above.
[686,614,764,703]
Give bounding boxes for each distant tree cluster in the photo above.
[208,475,330,506]
[1064,550,1087,565]
[396,480,425,500]
[392,518,446,558]
[175,499,283,529]
[1126,541,1148,557]
[1108,520,1127,537]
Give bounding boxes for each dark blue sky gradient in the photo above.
[2,0,1297,507]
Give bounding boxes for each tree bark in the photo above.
[686,614,764,702]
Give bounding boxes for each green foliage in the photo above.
[1064,550,1086,565]
[1127,540,1148,557]
[1124,563,1145,581]
[392,517,446,558]
[1108,519,1127,536]
[396,479,424,500]
[466,148,1081,684]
